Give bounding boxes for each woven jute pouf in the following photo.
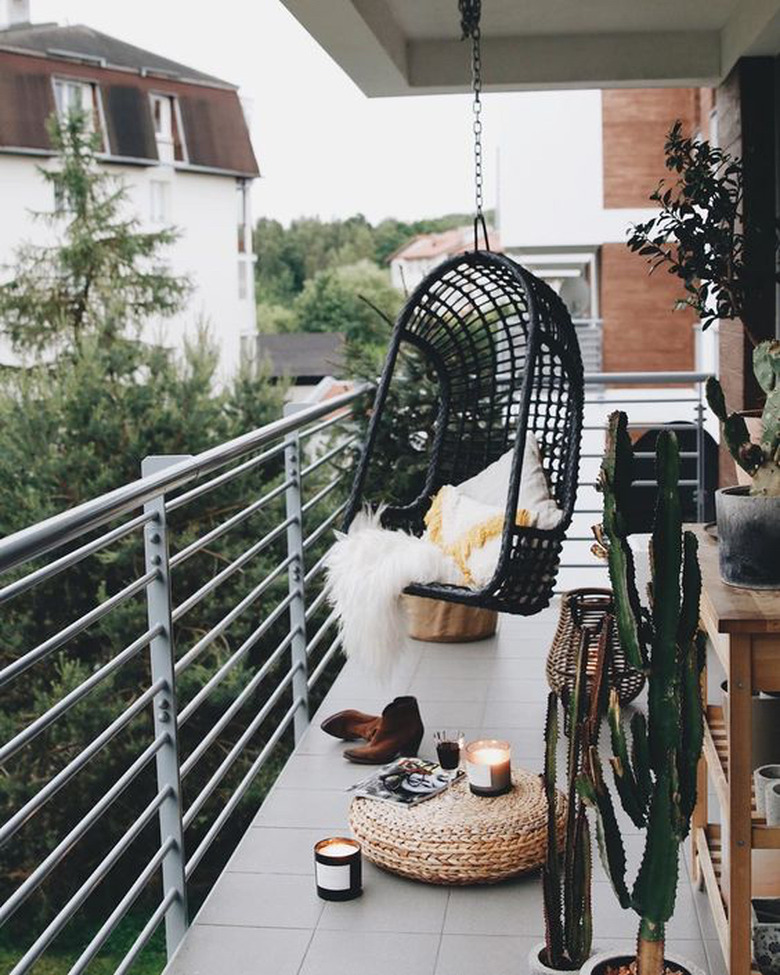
[349,767,565,885]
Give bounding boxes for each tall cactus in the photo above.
[542,622,610,970]
[581,411,704,975]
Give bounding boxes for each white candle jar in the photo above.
[464,739,512,796]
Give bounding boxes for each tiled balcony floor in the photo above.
[165,603,724,975]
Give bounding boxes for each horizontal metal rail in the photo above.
[183,664,300,829]
[0,569,158,688]
[174,554,294,675]
[184,695,304,879]
[307,633,343,691]
[298,408,353,442]
[0,383,372,576]
[300,475,344,516]
[171,517,293,623]
[305,608,339,658]
[169,479,292,570]
[8,790,171,975]
[0,511,154,607]
[0,680,164,847]
[0,624,161,765]
[0,735,168,924]
[302,500,348,552]
[166,440,287,513]
[178,591,296,726]
[303,550,330,587]
[180,628,299,780]
[304,587,328,622]
[300,435,357,479]
[114,889,178,975]
[67,838,175,975]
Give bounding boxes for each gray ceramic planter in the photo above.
[716,487,780,589]
[579,950,705,975]
[753,898,780,975]
[755,766,780,818]
[721,682,780,771]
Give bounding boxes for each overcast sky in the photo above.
[34,0,511,226]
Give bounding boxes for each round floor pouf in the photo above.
[349,768,565,885]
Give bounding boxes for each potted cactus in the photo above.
[532,623,610,973]
[581,412,706,975]
[628,122,780,589]
[706,343,780,587]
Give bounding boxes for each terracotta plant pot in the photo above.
[528,942,586,975]
[402,594,497,643]
[579,950,706,975]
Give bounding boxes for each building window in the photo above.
[149,93,186,164]
[52,78,105,147]
[236,181,250,253]
[150,180,171,223]
[238,261,249,301]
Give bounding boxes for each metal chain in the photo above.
[458,0,488,250]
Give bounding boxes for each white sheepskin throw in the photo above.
[325,434,562,676]
[324,507,461,678]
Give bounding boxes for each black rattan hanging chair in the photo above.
[343,249,584,615]
[342,1,584,615]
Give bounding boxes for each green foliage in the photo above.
[0,112,189,357]
[582,411,704,975]
[0,112,349,970]
[627,120,746,333]
[292,260,401,350]
[705,341,780,496]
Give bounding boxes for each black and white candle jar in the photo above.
[464,739,512,797]
[314,837,362,901]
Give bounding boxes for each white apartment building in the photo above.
[0,1,259,375]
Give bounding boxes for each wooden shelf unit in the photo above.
[692,526,780,975]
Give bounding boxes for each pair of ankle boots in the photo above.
[320,696,424,764]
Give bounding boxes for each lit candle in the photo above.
[465,739,512,796]
[314,837,362,901]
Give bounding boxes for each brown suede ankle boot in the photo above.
[320,709,380,742]
[343,697,424,764]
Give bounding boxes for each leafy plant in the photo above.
[541,622,610,970]
[627,120,746,335]
[583,411,705,975]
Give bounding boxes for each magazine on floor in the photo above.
[350,757,463,806]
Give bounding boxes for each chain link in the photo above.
[459,0,486,247]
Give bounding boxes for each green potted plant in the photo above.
[627,122,780,589]
[580,411,706,975]
[532,623,609,974]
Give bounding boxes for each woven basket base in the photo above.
[402,595,498,643]
[349,767,565,885]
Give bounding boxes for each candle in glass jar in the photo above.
[465,739,512,796]
[314,837,362,900]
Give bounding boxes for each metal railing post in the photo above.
[283,408,309,743]
[142,455,190,959]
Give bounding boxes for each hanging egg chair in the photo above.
[342,2,584,616]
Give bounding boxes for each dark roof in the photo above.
[256,333,347,381]
[0,23,230,87]
[0,46,259,176]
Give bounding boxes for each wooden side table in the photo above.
[691,526,780,975]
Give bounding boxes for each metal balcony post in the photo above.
[142,455,190,959]
[284,405,310,743]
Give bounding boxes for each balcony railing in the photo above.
[0,370,711,974]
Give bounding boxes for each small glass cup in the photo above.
[434,731,464,798]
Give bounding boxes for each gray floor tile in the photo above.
[299,930,440,975]
[252,787,352,830]
[164,925,312,975]
[445,876,543,936]
[318,862,448,933]
[478,699,549,728]
[704,938,728,975]
[410,676,490,702]
[227,827,324,875]
[416,699,484,728]
[435,934,541,975]
[485,679,549,702]
[275,753,370,790]
[195,872,322,929]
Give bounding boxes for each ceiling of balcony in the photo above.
[280,0,780,95]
